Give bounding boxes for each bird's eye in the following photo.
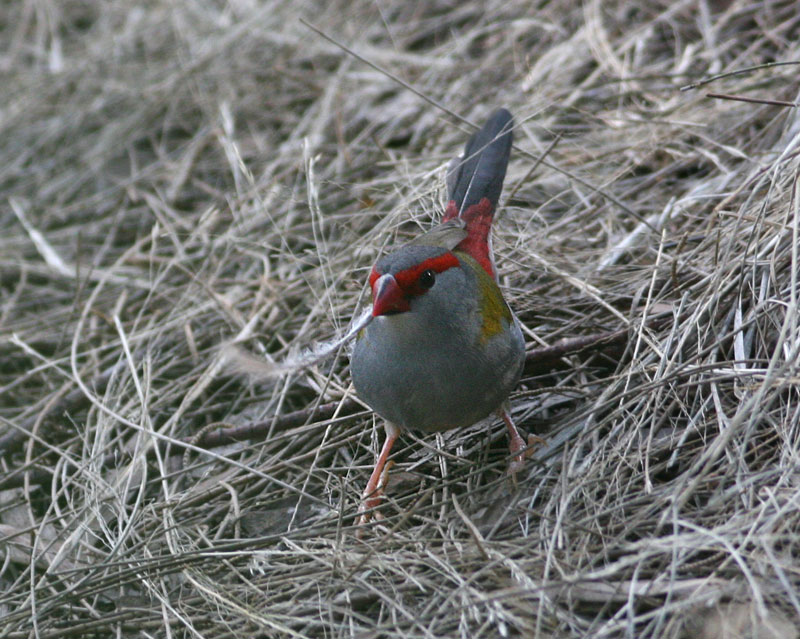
[418,269,436,289]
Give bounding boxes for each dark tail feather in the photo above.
[447,108,514,215]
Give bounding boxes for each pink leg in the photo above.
[499,407,544,475]
[357,423,399,527]
[500,408,527,475]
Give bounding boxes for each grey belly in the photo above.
[351,320,524,432]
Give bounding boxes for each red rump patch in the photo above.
[442,200,460,223]
[443,197,495,278]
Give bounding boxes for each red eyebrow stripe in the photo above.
[369,266,380,290]
[394,253,459,290]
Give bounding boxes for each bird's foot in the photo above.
[500,408,545,478]
[507,433,546,476]
[356,460,394,533]
[355,425,399,537]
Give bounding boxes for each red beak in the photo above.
[372,274,410,316]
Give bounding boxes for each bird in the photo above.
[350,108,528,525]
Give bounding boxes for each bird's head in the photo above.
[368,245,461,317]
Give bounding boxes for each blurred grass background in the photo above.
[1,1,799,637]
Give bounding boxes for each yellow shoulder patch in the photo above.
[457,253,513,343]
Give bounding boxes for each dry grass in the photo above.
[1,1,800,637]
